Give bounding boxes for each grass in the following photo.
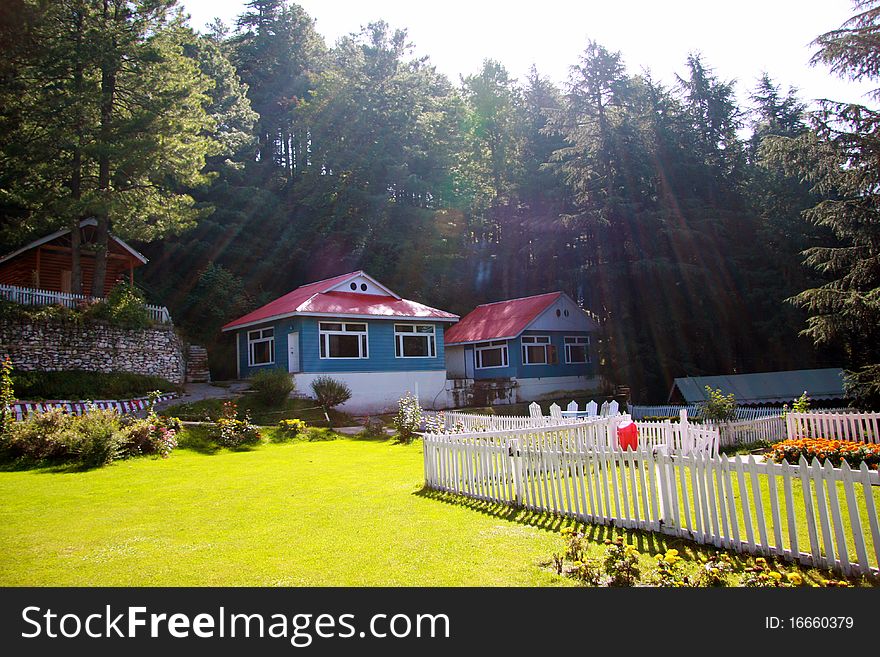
[12,370,178,401]
[162,396,355,427]
[0,428,876,586]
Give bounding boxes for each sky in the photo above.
[179,0,876,109]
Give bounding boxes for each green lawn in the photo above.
[0,431,875,586]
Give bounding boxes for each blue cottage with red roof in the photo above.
[222,271,458,413]
[444,292,600,406]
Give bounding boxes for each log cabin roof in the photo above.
[0,218,148,267]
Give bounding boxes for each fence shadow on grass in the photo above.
[414,485,758,564]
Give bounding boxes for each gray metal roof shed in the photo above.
[671,368,846,405]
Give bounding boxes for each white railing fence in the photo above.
[439,407,719,456]
[711,415,786,449]
[423,427,880,577]
[786,411,880,444]
[629,404,786,421]
[0,283,171,324]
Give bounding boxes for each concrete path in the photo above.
[155,381,251,411]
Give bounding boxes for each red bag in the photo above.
[616,420,638,451]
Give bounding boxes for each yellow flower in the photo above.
[667,549,679,556]
[786,572,803,586]
[769,571,782,581]
[755,558,767,566]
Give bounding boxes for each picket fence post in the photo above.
[508,438,522,506]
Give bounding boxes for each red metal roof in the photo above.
[444,292,563,345]
[222,272,457,331]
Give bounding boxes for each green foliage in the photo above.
[792,391,811,414]
[602,537,641,587]
[392,392,422,443]
[84,283,151,330]
[359,416,387,439]
[211,401,261,447]
[12,370,176,401]
[249,369,294,407]
[2,407,127,468]
[310,376,352,411]
[277,418,307,439]
[0,356,14,434]
[650,549,689,587]
[701,386,737,422]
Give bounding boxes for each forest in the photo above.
[1,0,879,403]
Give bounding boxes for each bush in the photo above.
[67,408,126,467]
[3,406,126,467]
[311,376,352,410]
[250,369,294,406]
[278,418,307,439]
[211,401,261,447]
[120,415,178,458]
[359,416,387,439]
[12,370,177,401]
[84,282,152,330]
[701,386,736,422]
[771,438,880,469]
[392,392,422,443]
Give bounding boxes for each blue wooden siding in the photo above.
[470,330,595,380]
[237,317,447,378]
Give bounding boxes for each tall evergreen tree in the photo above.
[766,0,880,406]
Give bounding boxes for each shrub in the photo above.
[211,401,261,447]
[393,392,422,443]
[11,370,176,401]
[771,438,880,469]
[701,386,736,422]
[311,376,352,410]
[650,549,689,587]
[85,282,152,330]
[696,553,734,587]
[278,418,307,439]
[1,356,15,435]
[304,427,336,442]
[359,416,387,439]
[120,416,178,458]
[250,369,294,406]
[602,538,641,587]
[2,407,73,461]
[67,408,126,467]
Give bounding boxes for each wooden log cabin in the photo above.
[0,218,147,297]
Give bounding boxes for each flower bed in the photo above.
[771,438,880,470]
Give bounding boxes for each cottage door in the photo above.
[287,332,300,373]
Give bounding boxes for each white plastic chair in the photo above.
[585,400,598,417]
[567,400,579,414]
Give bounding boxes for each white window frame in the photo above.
[521,335,556,365]
[319,321,369,359]
[564,335,591,364]
[474,340,509,369]
[247,327,275,366]
[394,324,436,358]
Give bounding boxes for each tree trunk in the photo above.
[69,5,86,294]
[92,0,118,296]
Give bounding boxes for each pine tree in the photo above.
[766,0,880,406]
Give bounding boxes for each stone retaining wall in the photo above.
[0,318,186,384]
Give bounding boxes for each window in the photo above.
[521,335,557,365]
[319,322,368,359]
[248,328,275,366]
[564,336,590,364]
[475,340,508,369]
[395,324,436,358]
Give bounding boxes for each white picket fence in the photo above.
[0,283,171,324]
[441,406,719,456]
[785,411,880,444]
[423,425,880,577]
[712,415,786,448]
[441,410,554,431]
[630,404,785,421]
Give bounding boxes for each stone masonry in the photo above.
[0,318,186,384]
